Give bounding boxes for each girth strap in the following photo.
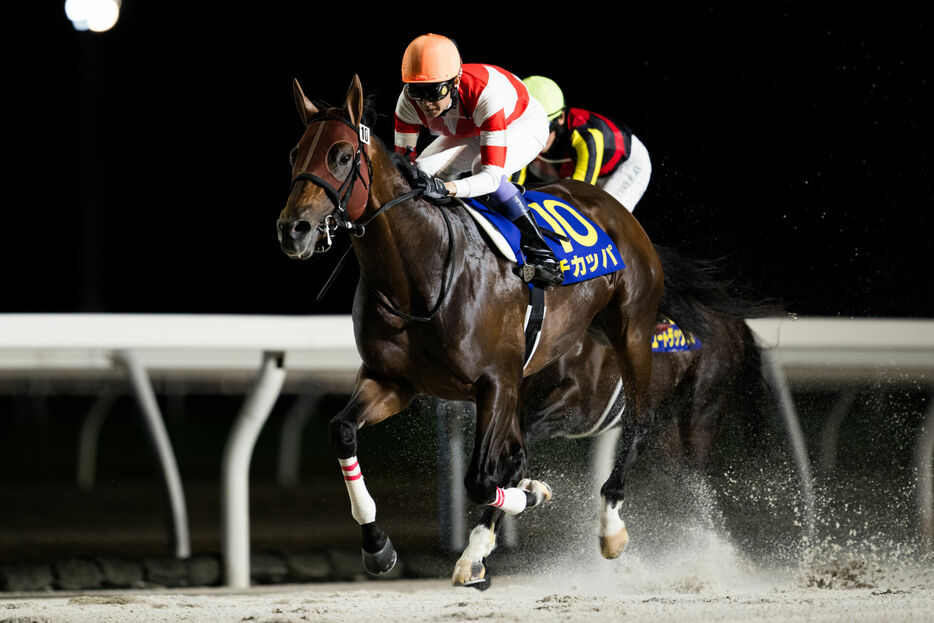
[523,286,547,367]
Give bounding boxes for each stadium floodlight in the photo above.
[65,0,121,32]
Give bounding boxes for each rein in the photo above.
[293,113,456,322]
[370,196,457,322]
[315,189,457,323]
[314,187,420,302]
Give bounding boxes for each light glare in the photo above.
[65,0,121,32]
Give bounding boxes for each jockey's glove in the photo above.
[416,174,450,200]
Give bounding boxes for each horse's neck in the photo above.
[352,146,452,308]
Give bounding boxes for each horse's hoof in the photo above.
[452,558,486,587]
[599,523,630,559]
[518,478,553,507]
[362,536,397,575]
[463,577,491,591]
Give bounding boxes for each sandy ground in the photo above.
[4,576,934,623]
[5,529,934,623]
[4,393,933,622]
[5,467,934,622]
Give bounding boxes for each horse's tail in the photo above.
[653,243,783,451]
[653,243,784,342]
[731,322,778,451]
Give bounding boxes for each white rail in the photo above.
[748,316,934,553]
[748,316,934,381]
[1,314,932,585]
[0,314,360,588]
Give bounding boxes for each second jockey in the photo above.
[514,75,652,214]
[393,33,564,286]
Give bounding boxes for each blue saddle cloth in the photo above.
[652,319,702,352]
[462,190,625,285]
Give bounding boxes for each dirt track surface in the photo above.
[4,576,934,623]
[3,385,932,621]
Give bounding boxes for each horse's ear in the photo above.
[345,74,364,128]
[293,78,319,126]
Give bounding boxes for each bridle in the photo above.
[289,113,455,322]
[290,113,373,245]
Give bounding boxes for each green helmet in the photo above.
[523,75,565,121]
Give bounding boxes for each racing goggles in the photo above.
[405,80,455,102]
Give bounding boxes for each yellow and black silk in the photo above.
[513,108,632,186]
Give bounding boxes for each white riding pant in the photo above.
[598,133,652,212]
[416,97,549,198]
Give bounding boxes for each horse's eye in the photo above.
[289,147,298,166]
[326,142,355,178]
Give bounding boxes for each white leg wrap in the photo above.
[462,524,498,561]
[489,486,527,516]
[339,456,376,525]
[599,496,625,537]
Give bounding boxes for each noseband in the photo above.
[290,115,373,244]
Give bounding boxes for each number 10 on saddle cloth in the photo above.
[464,189,625,284]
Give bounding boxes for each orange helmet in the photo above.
[401,34,462,83]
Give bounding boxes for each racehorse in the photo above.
[450,247,780,582]
[278,74,712,587]
[522,245,779,471]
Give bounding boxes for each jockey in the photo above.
[513,75,652,213]
[394,33,564,286]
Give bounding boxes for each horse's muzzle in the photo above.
[277,218,329,259]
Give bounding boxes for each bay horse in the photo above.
[461,247,781,581]
[521,247,780,470]
[278,75,665,587]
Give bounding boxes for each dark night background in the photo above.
[8,4,932,319]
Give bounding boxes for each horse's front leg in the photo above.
[329,371,415,575]
[452,478,553,589]
[453,379,552,587]
[452,506,502,591]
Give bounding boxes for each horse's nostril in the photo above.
[291,220,312,240]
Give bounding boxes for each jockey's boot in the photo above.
[511,210,565,286]
[489,180,564,286]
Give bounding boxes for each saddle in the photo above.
[653,316,702,352]
[459,194,700,355]
[391,155,626,285]
[459,190,626,286]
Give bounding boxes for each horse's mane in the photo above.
[389,151,420,189]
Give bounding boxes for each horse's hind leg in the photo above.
[598,416,640,557]
[329,370,415,575]
[597,309,657,559]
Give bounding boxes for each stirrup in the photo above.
[520,261,564,286]
[519,240,565,286]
